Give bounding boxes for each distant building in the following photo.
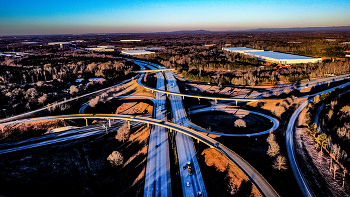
[223,47,264,53]
[202,44,216,47]
[85,46,114,52]
[120,40,142,42]
[0,52,34,58]
[247,51,322,64]
[223,47,321,64]
[48,42,71,45]
[121,50,155,56]
[97,45,115,49]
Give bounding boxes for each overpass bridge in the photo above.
[1,114,279,197]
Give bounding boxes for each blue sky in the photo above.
[0,0,349,35]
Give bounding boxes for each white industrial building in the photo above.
[121,50,155,56]
[223,47,321,64]
[85,47,114,52]
[246,51,322,64]
[223,47,264,53]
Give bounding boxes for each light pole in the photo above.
[102,124,108,134]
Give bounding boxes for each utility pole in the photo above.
[102,124,108,134]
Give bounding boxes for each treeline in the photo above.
[180,60,349,86]
[0,52,132,84]
[0,52,133,118]
[135,33,350,85]
[305,89,350,172]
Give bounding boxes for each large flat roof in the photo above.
[121,50,155,55]
[223,47,264,52]
[246,51,318,60]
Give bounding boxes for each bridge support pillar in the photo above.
[182,96,184,99]
[85,119,88,126]
[109,119,111,127]
[215,99,217,105]
[198,98,200,104]
[152,90,153,93]
[197,139,200,143]
[147,123,149,127]
[235,100,237,106]
[127,120,130,129]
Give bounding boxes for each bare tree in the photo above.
[234,119,246,128]
[273,155,288,171]
[273,89,281,96]
[333,164,339,179]
[101,92,108,103]
[107,151,124,167]
[313,95,320,104]
[283,87,291,94]
[273,105,285,117]
[115,122,130,142]
[262,91,270,97]
[268,142,280,157]
[38,94,48,105]
[89,96,99,107]
[316,133,328,151]
[267,132,280,157]
[343,169,348,187]
[70,85,79,95]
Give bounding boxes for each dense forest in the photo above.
[0,30,349,117]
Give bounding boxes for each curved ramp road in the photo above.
[0,113,279,197]
[286,84,350,197]
[286,100,313,197]
[188,106,279,137]
[0,120,143,155]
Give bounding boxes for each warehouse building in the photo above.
[121,50,155,56]
[223,47,321,64]
[223,47,264,53]
[247,51,322,64]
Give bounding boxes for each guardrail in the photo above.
[1,114,279,197]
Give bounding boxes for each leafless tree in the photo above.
[115,122,130,142]
[234,119,246,128]
[273,155,288,171]
[70,85,79,95]
[107,151,124,167]
[267,132,280,157]
[343,169,348,187]
[273,105,285,117]
[283,87,291,94]
[333,164,339,179]
[38,94,48,105]
[89,96,99,107]
[314,95,320,104]
[268,142,280,157]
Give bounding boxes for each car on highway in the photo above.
[214,142,219,148]
[188,166,193,175]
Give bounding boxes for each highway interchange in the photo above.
[1,59,350,197]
